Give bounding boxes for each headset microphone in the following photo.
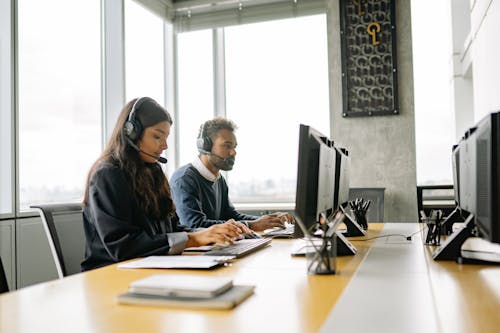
[126,138,168,164]
[199,148,227,162]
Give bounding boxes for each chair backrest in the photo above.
[416,185,455,222]
[0,256,9,293]
[30,203,84,279]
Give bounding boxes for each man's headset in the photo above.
[196,122,213,155]
[123,97,167,164]
[195,121,236,172]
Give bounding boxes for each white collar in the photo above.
[192,156,221,182]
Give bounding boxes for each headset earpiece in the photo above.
[124,97,148,142]
[196,122,213,154]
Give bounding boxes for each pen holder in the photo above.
[422,210,443,246]
[349,198,371,230]
[353,211,368,230]
[305,235,337,275]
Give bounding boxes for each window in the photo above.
[125,0,165,103]
[176,30,214,166]
[224,15,330,203]
[411,1,453,185]
[18,0,101,211]
[0,0,13,215]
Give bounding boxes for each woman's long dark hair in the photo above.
[83,97,175,220]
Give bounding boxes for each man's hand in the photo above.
[185,219,252,247]
[248,212,294,231]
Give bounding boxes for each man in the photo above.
[170,117,292,231]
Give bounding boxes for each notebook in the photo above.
[129,274,233,298]
[117,285,255,310]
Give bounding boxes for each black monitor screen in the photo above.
[474,112,500,243]
[334,147,351,210]
[294,124,336,238]
[457,111,500,244]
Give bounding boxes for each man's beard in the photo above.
[210,155,235,171]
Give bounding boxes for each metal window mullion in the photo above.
[172,32,181,170]
[101,0,126,147]
[164,22,178,171]
[213,28,226,118]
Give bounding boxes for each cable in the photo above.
[348,225,426,242]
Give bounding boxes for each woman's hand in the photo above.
[186,219,251,247]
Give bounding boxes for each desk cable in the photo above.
[348,225,425,242]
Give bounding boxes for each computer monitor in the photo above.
[458,129,477,215]
[440,143,467,235]
[294,124,336,238]
[333,147,351,210]
[433,111,500,261]
[473,112,500,244]
[451,144,460,205]
[332,147,365,237]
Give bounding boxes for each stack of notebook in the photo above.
[117,274,255,310]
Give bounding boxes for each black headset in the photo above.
[124,97,151,142]
[196,122,213,154]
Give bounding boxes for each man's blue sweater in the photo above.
[170,164,258,228]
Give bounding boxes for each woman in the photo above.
[81,97,249,271]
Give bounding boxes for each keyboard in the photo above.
[204,238,272,258]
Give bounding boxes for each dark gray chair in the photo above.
[0,256,9,293]
[30,203,85,279]
[416,185,455,222]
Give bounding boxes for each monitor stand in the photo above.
[310,230,357,256]
[440,206,468,235]
[336,231,357,256]
[433,214,474,261]
[340,204,366,237]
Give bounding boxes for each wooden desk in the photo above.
[321,223,500,333]
[0,225,383,333]
[4,223,498,333]
[424,246,500,333]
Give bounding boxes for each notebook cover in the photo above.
[129,274,233,298]
[117,285,255,310]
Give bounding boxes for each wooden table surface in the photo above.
[0,224,383,333]
[424,245,500,333]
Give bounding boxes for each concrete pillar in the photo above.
[326,0,417,222]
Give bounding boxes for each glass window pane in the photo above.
[0,0,13,215]
[176,30,214,166]
[18,0,101,211]
[225,15,329,203]
[412,1,453,185]
[125,0,165,103]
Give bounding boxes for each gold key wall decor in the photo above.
[340,0,398,117]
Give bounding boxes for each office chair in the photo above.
[0,256,9,293]
[416,185,454,222]
[30,203,85,279]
